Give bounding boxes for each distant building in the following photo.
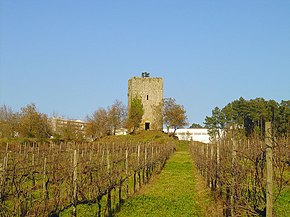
[128,73,163,131]
[164,128,210,143]
[115,128,128,136]
[49,117,87,136]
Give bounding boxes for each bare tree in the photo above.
[162,98,188,135]
[86,108,109,140]
[107,100,127,135]
[0,105,18,138]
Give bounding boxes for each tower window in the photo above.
[147,95,149,100]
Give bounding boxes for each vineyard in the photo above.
[190,123,290,216]
[0,133,176,216]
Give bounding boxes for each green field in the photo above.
[275,171,290,217]
[116,141,220,217]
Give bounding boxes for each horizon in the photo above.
[1,1,290,125]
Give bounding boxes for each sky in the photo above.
[0,1,290,126]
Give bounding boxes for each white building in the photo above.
[115,128,128,136]
[49,118,87,134]
[164,128,210,143]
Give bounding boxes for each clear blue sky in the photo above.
[1,1,289,125]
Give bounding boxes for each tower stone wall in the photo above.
[128,75,163,131]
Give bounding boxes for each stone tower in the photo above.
[128,73,163,131]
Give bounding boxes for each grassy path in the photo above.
[116,142,214,217]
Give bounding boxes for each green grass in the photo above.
[60,202,100,217]
[116,141,215,217]
[275,170,290,217]
[100,130,175,144]
[275,187,290,217]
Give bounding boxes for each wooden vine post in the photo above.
[210,143,214,189]
[118,147,122,208]
[216,140,220,191]
[151,146,154,175]
[144,147,147,183]
[137,145,141,189]
[107,148,112,217]
[231,139,237,216]
[72,150,78,217]
[265,122,273,217]
[205,143,209,187]
[43,157,47,200]
[0,146,9,201]
[125,149,129,198]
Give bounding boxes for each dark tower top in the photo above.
[142,72,150,78]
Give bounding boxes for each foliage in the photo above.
[204,107,225,140]
[189,123,204,129]
[0,103,51,139]
[126,96,144,133]
[0,105,18,138]
[204,97,290,140]
[60,121,83,142]
[1,100,127,142]
[18,103,51,138]
[162,98,188,135]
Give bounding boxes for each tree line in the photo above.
[0,101,127,142]
[0,97,188,141]
[204,97,290,140]
[0,104,50,140]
